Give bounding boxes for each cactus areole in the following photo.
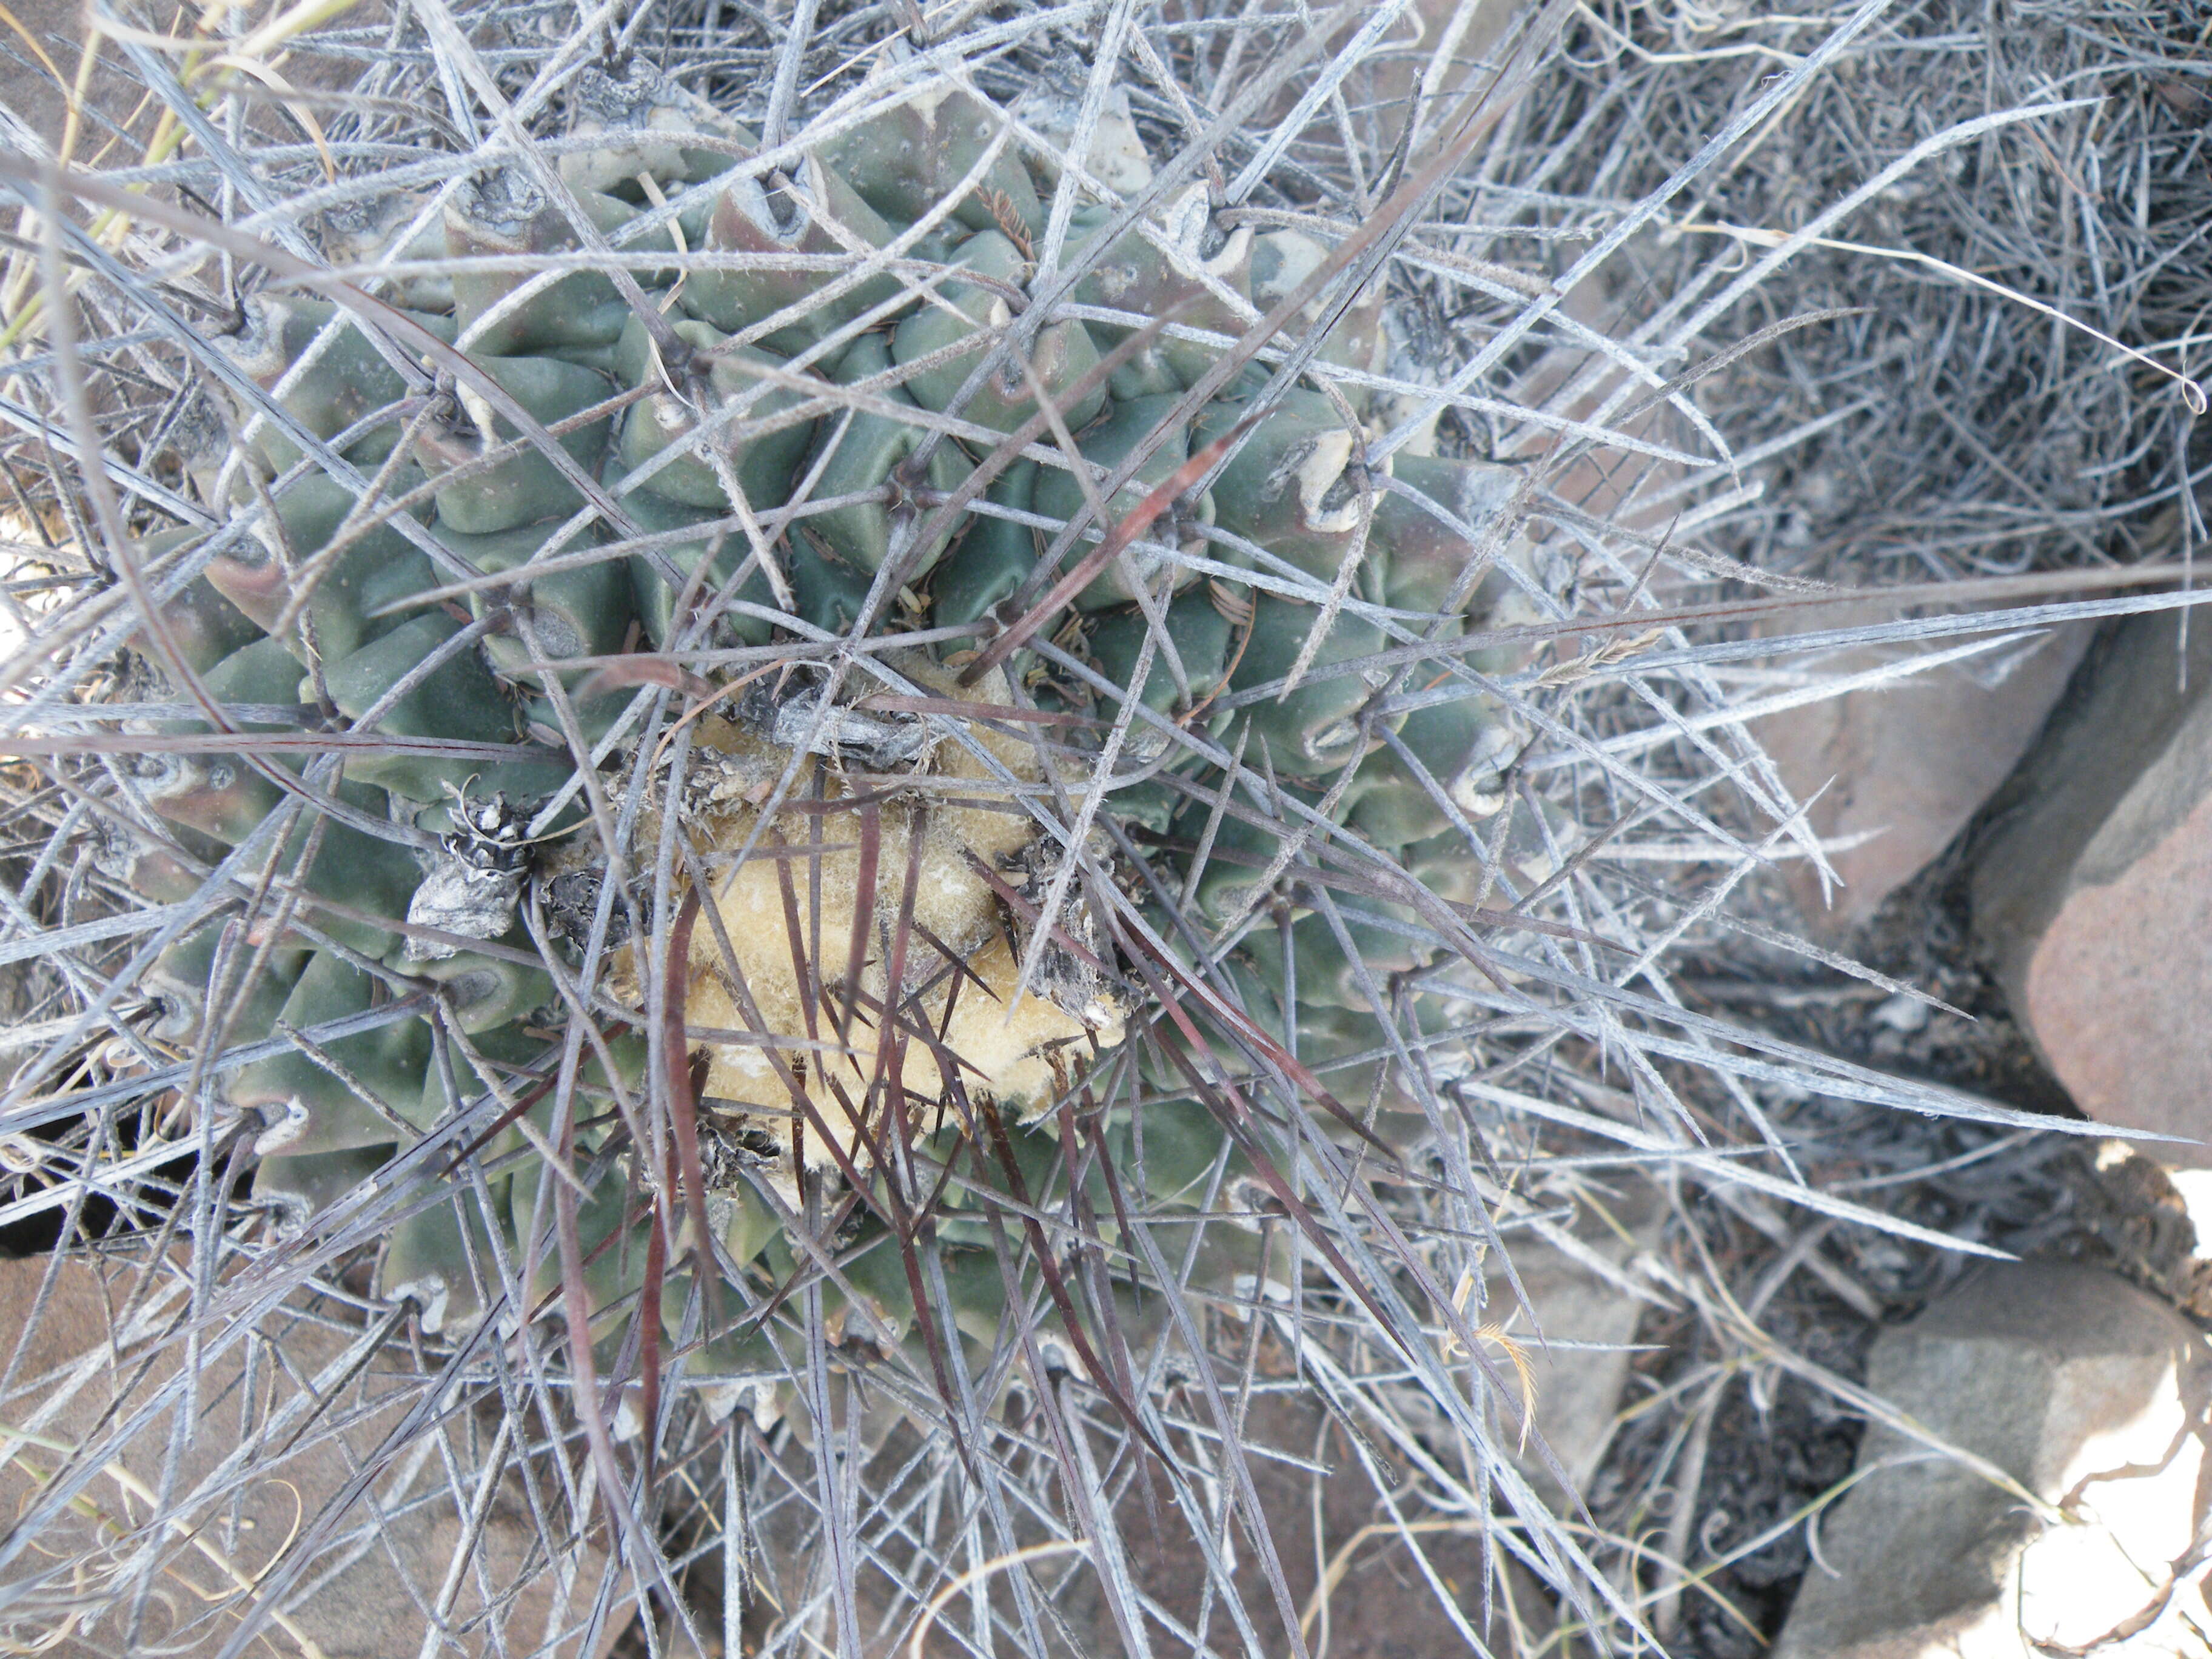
[124,61,1537,1389]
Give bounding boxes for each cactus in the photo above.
[83,65,1533,1440]
[0,21,1654,1658]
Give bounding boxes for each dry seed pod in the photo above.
[642,657,1130,1198]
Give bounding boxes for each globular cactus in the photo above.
[103,50,1537,1439]
[32,8,2136,1652]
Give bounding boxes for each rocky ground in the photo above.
[1555,603,2212,1659]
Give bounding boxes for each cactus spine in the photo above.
[112,53,1533,1429]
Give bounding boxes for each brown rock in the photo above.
[0,0,155,157]
[1485,1176,1666,1498]
[1774,1261,2211,1659]
[916,1368,1570,1658]
[1107,1390,1560,1659]
[1350,0,1521,126]
[0,1250,623,1658]
[0,0,374,163]
[1972,612,2212,1165]
[1757,609,2090,936]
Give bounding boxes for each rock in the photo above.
[1350,0,1520,130]
[1260,0,1518,136]
[1499,269,1681,518]
[2058,1142,2208,1315]
[0,1251,625,1658]
[1972,612,2212,1165]
[1757,608,2090,936]
[1774,1260,2211,1659]
[0,0,131,155]
[1018,83,1156,196]
[0,0,370,158]
[1100,1390,1560,1659]
[1022,1181,1661,1657]
[1485,1177,1667,1498]
[2163,1165,2212,1264]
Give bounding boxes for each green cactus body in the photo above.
[1086,588,1233,726]
[1197,391,1391,582]
[321,612,562,803]
[1172,782,1328,928]
[1030,394,1214,611]
[276,801,428,959]
[620,486,777,649]
[1226,594,1399,776]
[233,951,433,1156]
[893,230,1107,434]
[802,331,973,575]
[1247,909,1433,1014]
[816,81,1044,236]
[418,945,555,1035]
[134,82,1537,1425]
[1377,452,1526,618]
[1069,193,1257,392]
[216,295,448,471]
[421,355,614,534]
[446,169,632,357]
[558,62,746,198]
[684,156,901,352]
[789,534,879,632]
[611,318,817,513]
[148,923,307,1050]
[201,473,435,665]
[441,519,634,679]
[250,1144,390,1233]
[381,1179,515,1333]
[928,460,1040,626]
[1344,692,1506,846]
[1248,227,1389,404]
[136,635,303,842]
[149,557,268,673]
[1292,995,1470,1124]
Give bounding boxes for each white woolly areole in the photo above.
[405,859,523,961]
